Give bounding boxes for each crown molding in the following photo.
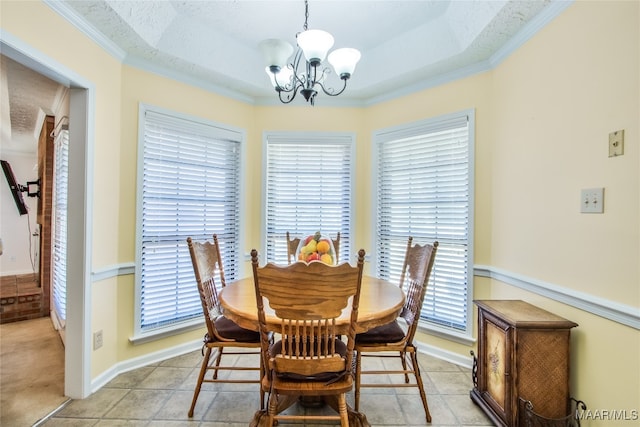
[43,0,575,108]
[490,0,574,68]
[44,0,127,61]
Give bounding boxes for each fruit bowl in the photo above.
[295,231,337,265]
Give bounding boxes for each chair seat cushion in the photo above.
[269,338,347,382]
[355,320,405,344]
[212,316,260,342]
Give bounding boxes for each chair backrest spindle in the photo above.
[285,231,301,264]
[399,239,439,343]
[251,249,365,379]
[332,231,341,262]
[187,235,227,340]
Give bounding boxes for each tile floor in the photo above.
[41,349,492,426]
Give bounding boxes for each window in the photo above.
[264,132,354,264]
[374,110,474,338]
[52,127,69,329]
[135,105,243,336]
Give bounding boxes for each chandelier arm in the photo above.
[292,69,305,89]
[316,66,331,85]
[317,78,349,97]
[278,87,299,104]
[269,69,294,93]
[270,49,304,94]
[290,50,307,88]
[307,61,318,89]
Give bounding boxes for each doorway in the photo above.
[1,35,94,399]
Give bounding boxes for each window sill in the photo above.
[129,318,204,345]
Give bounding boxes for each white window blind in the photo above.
[52,128,69,325]
[264,133,353,264]
[374,110,473,333]
[137,106,242,332]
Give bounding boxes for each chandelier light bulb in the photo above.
[328,48,361,79]
[265,66,293,88]
[296,29,334,65]
[259,39,294,70]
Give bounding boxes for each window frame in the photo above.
[261,131,356,264]
[372,109,475,344]
[133,103,246,342]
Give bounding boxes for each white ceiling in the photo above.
[1,54,67,155]
[2,0,565,154]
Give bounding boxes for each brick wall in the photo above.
[0,273,45,323]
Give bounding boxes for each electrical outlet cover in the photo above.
[609,130,624,157]
[93,330,103,350]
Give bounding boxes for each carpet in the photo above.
[0,316,68,426]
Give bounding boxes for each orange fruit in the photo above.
[316,240,330,254]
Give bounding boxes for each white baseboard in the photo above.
[415,341,474,370]
[91,339,202,393]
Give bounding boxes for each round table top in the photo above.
[219,275,405,334]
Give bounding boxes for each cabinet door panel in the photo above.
[486,321,507,410]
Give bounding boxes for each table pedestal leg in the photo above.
[250,394,298,427]
[250,394,371,427]
[323,394,372,427]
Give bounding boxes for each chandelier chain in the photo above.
[303,0,309,31]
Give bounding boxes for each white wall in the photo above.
[0,152,39,275]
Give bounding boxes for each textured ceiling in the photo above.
[3,0,565,154]
[1,55,66,155]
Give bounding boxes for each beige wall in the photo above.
[484,1,639,418]
[2,0,638,420]
[490,1,638,303]
[2,0,123,377]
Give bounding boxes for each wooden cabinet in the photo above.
[470,300,577,427]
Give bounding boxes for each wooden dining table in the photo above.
[219,275,405,427]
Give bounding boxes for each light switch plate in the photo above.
[581,188,604,213]
[609,130,624,157]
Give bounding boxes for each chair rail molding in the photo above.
[474,265,640,330]
[92,263,135,282]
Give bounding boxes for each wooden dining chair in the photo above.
[354,237,438,423]
[285,231,301,264]
[250,248,366,427]
[186,235,267,417]
[332,231,341,263]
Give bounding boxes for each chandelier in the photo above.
[259,0,361,105]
